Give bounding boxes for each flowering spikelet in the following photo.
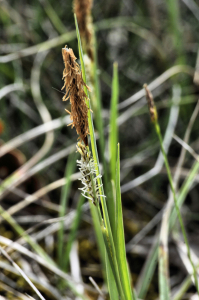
[62,47,90,146]
[144,84,158,123]
[76,142,104,205]
[73,0,94,61]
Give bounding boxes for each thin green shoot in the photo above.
[58,152,77,267]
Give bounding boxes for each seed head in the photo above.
[62,47,90,146]
[144,84,158,123]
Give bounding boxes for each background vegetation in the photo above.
[1,0,199,299]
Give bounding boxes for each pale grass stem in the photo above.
[144,84,199,295]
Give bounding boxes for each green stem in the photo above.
[154,121,199,294]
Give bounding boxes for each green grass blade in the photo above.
[58,152,77,267]
[89,202,106,279]
[136,236,159,299]
[63,195,85,271]
[91,33,110,208]
[170,160,199,227]
[106,250,119,300]
[115,144,134,300]
[102,226,125,299]
[75,15,87,88]
[91,33,106,162]
[109,62,119,184]
[107,62,119,238]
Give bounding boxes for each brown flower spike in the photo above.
[62,47,90,146]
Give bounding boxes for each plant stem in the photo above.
[154,121,199,294]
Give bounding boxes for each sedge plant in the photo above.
[59,15,137,300]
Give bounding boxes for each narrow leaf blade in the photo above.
[106,251,119,300]
[109,62,119,184]
[115,144,134,300]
